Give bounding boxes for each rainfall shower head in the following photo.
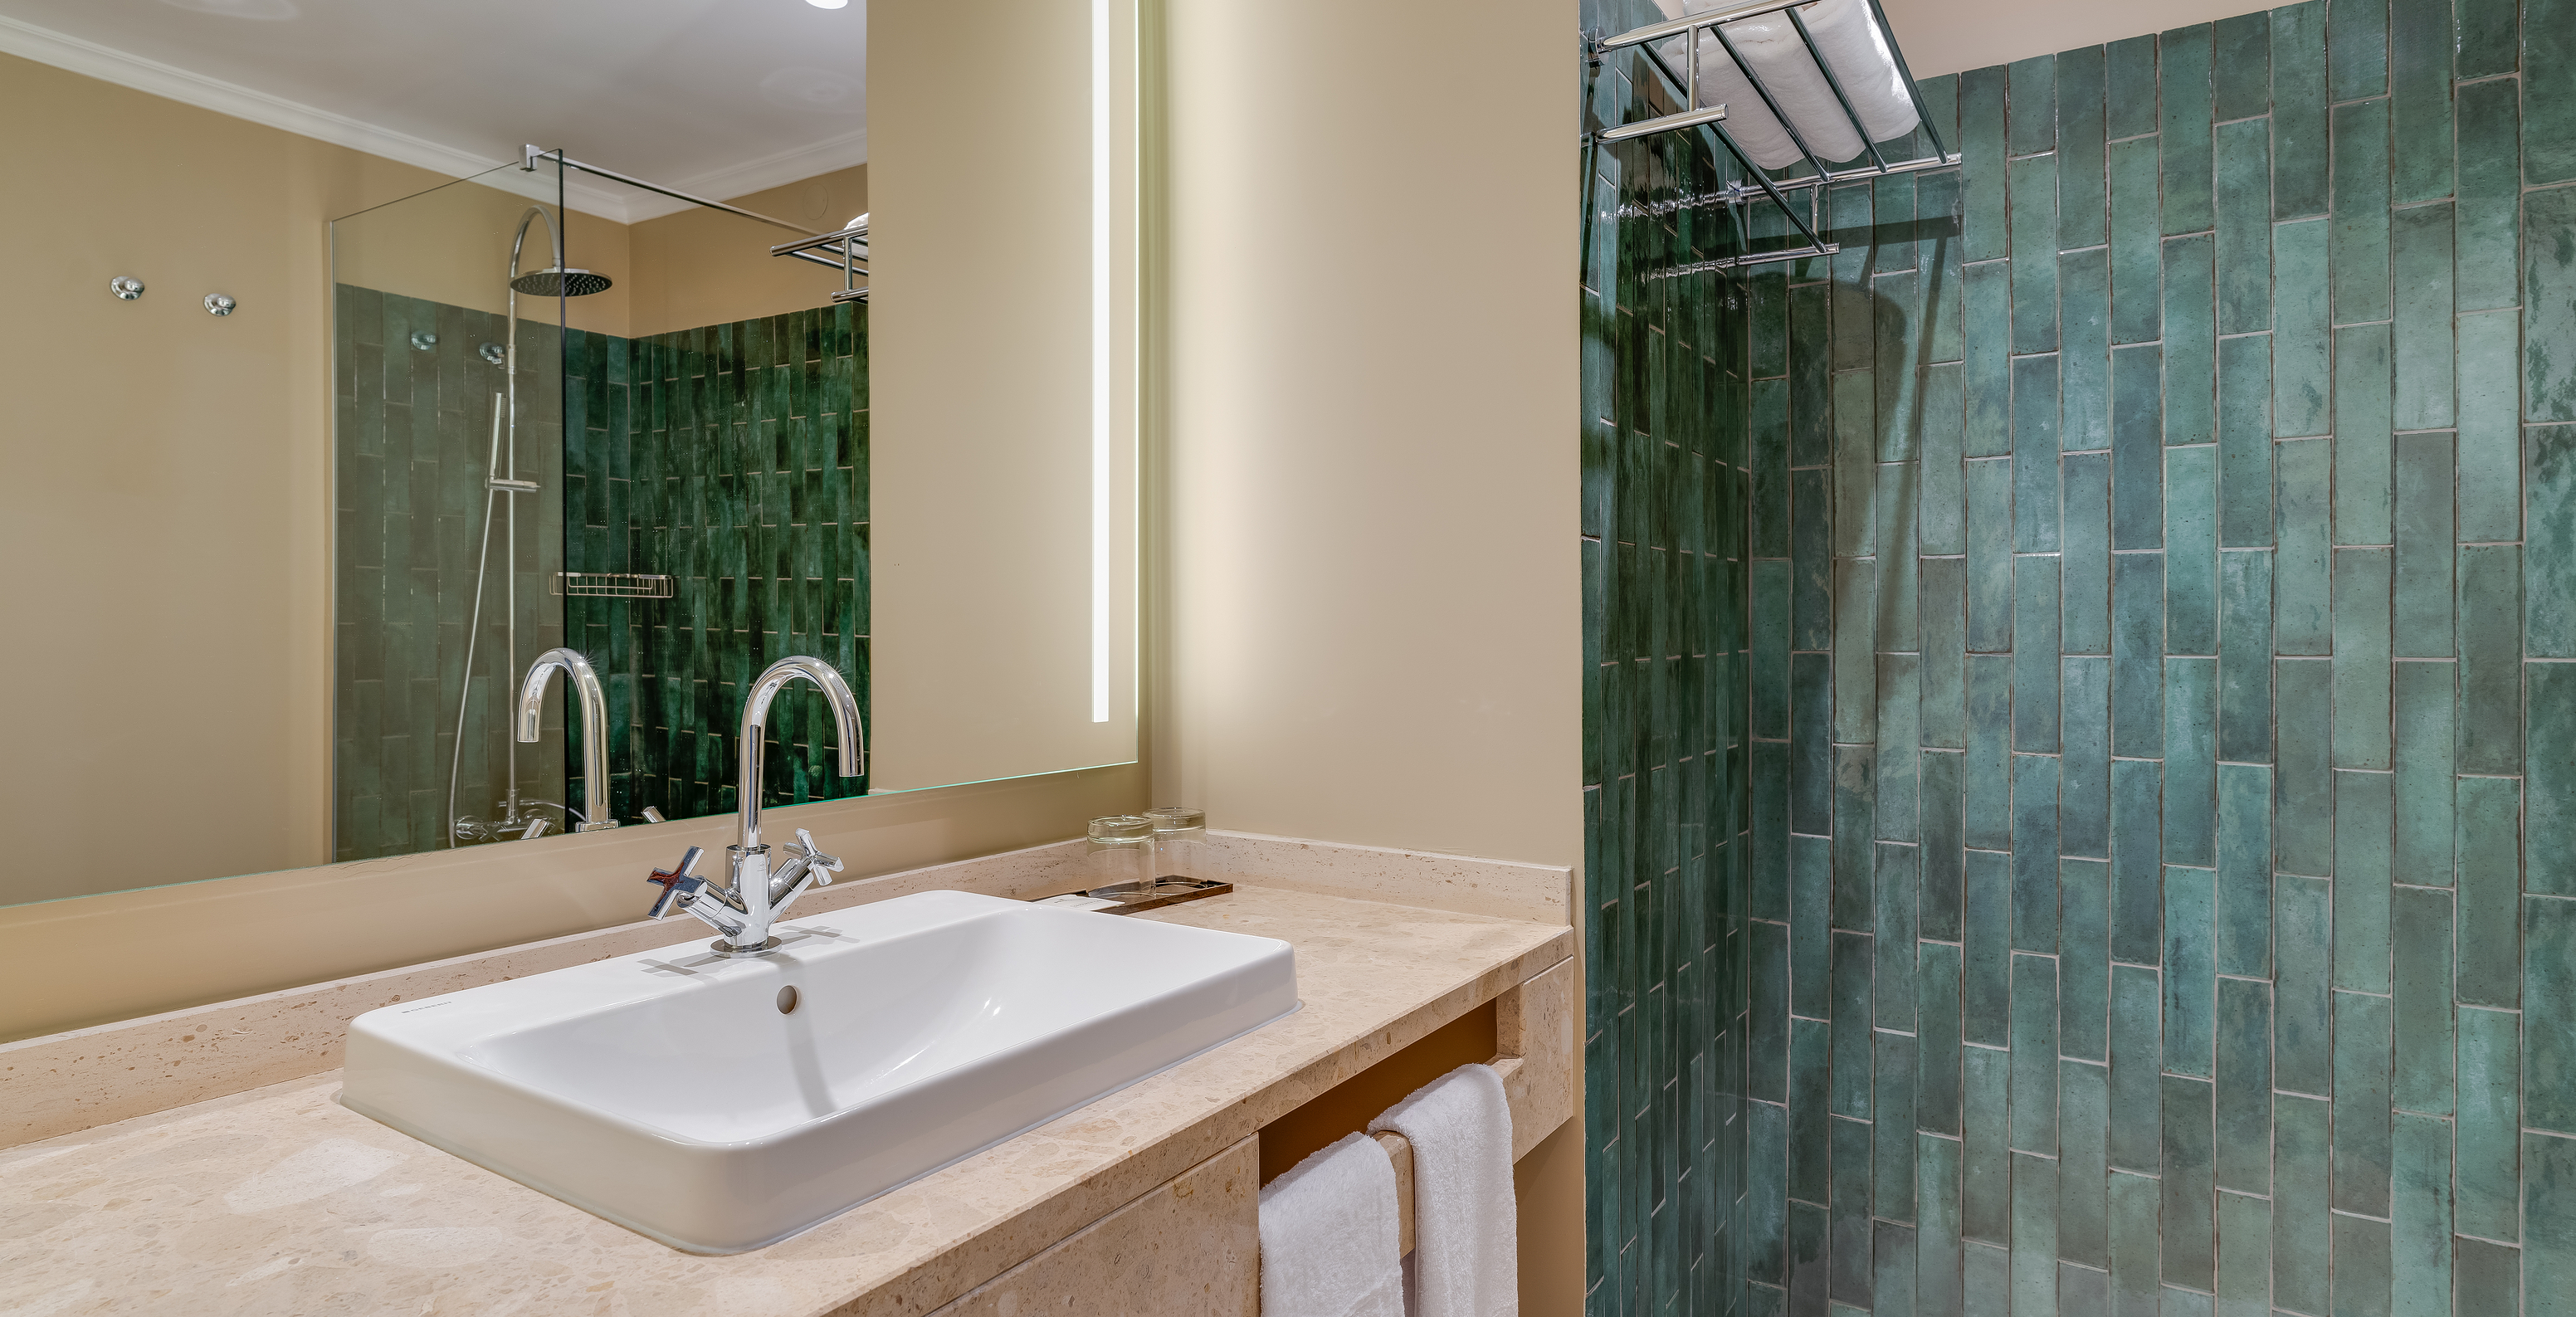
[510,267,613,296]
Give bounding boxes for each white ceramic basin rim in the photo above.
[341,890,1299,1253]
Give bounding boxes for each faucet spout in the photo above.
[705,656,864,955]
[516,648,618,833]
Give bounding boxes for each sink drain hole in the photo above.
[777,986,801,1015]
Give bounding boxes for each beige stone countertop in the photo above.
[0,885,1573,1317]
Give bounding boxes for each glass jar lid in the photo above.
[1087,814,1154,843]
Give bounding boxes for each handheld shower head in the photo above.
[510,267,613,296]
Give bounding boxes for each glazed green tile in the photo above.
[2160,1075,2217,1287]
[2061,1058,2111,1264]
[2456,313,2523,541]
[2066,453,2112,653]
[1876,1219,1919,1317]
[1791,1012,1831,1197]
[1966,849,2013,1046]
[1966,264,2013,457]
[2065,658,2112,857]
[2275,659,2334,875]
[1756,740,1794,921]
[2457,1004,2523,1239]
[2390,435,2455,660]
[2331,549,2394,768]
[2168,446,2217,653]
[2112,347,2167,549]
[2334,769,2396,995]
[1754,379,1793,557]
[1969,461,2015,651]
[2159,25,2215,235]
[2332,1214,2393,1317]
[1877,843,1919,1023]
[1792,282,1835,464]
[2214,763,2272,978]
[1920,1134,1965,1317]
[2531,1134,2576,1317]
[2273,438,2334,653]
[1752,919,1793,1102]
[2333,324,2394,546]
[2013,360,2062,554]
[1963,1046,2012,1244]
[2110,139,2164,344]
[2271,1094,2333,1313]
[2389,885,2454,1115]
[2011,158,2061,353]
[2272,220,2332,435]
[2108,1169,2161,1315]
[1749,1096,1791,1277]
[2217,551,2275,763]
[2010,954,2059,1152]
[1754,559,1793,739]
[2330,100,2394,326]
[1963,65,2011,261]
[2056,46,2108,241]
[2533,427,2576,661]
[1794,833,1835,1018]
[1923,753,1966,933]
[2164,237,2217,446]
[2530,0,2576,183]
[2164,864,2217,1077]
[2390,661,2456,883]
[2521,894,2576,1107]
[2047,849,2104,1041]
[1919,939,1965,1135]
[2010,1153,2059,1312]
[2111,759,2166,964]
[2013,754,2061,951]
[2454,0,2517,76]
[1794,466,1835,650]
[1968,655,2015,850]
[2007,52,2057,155]
[2215,976,2273,1194]
[2017,559,2062,750]
[2389,1115,2452,1315]
[1921,560,1967,744]
[2456,1238,2521,1315]
[2214,1192,2270,1317]
[2213,122,2272,336]
[1836,373,1878,558]
[2457,546,2524,771]
[1964,1242,2011,1317]
[2388,0,2454,203]
[2112,554,2165,758]
[2332,990,2395,1215]
[1880,655,1922,842]
[2210,9,2272,117]
[2167,657,2219,866]
[2328,0,2391,97]
[2110,964,2164,1172]
[2391,205,2456,430]
[2455,81,2521,314]
[2065,250,2111,453]
[1832,930,1876,1117]
[2100,33,2158,139]
[2270,2,2330,217]
[1921,363,1967,557]
[1834,563,1880,744]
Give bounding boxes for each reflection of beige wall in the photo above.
[625,164,866,338]
[0,51,1146,1037]
[869,0,1139,790]
[1881,0,2257,76]
[1158,0,1582,1307]
[331,167,633,334]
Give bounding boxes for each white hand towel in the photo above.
[1645,0,1919,170]
[1260,1132,1408,1317]
[1369,1064,1518,1317]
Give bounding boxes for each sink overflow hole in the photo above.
[777,986,801,1015]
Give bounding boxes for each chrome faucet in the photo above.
[514,648,619,833]
[643,656,866,955]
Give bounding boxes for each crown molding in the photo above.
[616,128,871,223]
[0,12,646,222]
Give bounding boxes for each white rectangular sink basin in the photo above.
[341,890,1297,1253]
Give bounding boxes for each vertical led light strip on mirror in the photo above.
[1088,0,1112,724]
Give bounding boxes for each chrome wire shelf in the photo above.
[554,573,676,599]
[1586,0,1958,271]
[773,221,870,304]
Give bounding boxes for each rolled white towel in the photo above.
[1644,0,1919,169]
[1796,0,1920,143]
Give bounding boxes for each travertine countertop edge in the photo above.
[1,886,1573,1317]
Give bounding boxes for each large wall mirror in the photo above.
[0,0,1139,908]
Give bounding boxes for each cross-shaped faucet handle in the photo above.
[787,829,842,885]
[645,845,708,919]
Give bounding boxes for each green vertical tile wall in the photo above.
[1579,1,2576,1311]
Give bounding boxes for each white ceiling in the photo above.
[0,0,867,222]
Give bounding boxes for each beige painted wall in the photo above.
[1881,0,2261,76]
[1157,0,1584,1308]
[623,163,866,338]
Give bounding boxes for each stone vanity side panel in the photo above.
[885,1136,1260,1317]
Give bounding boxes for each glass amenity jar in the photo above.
[1084,815,1158,896]
[1144,806,1211,880]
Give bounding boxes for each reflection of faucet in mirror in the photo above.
[643,656,865,956]
[514,648,618,834]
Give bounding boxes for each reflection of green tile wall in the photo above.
[1580,2,2576,1313]
[332,285,564,861]
[563,305,869,825]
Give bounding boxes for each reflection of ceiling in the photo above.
[0,0,866,222]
